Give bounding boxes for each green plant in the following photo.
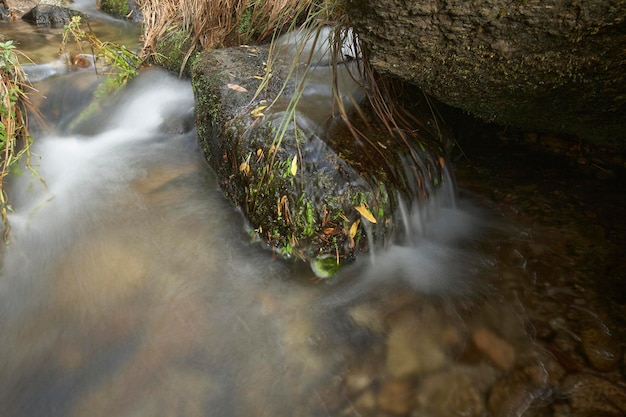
[61,16,142,96]
[0,40,37,240]
[99,0,130,18]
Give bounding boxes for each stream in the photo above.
[1,4,625,417]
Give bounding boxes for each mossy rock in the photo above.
[192,46,448,276]
[152,28,199,77]
[99,0,141,21]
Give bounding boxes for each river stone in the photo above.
[377,379,415,415]
[385,311,447,378]
[579,325,623,372]
[472,326,516,370]
[353,389,377,413]
[0,0,9,20]
[415,367,487,417]
[21,4,83,27]
[559,373,626,417]
[344,367,375,396]
[487,363,551,417]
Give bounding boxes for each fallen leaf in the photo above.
[355,205,376,224]
[239,161,250,175]
[290,155,298,176]
[227,83,249,93]
[251,105,267,116]
[239,153,251,175]
[349,219,360,239]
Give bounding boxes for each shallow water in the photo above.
[1,10,625,417]
[0,68,493,416]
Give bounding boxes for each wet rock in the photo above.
[560,373,626,417]
[100,0,143,22]
[415,367,488,417]
[344,367,375,396]
[385,312,448,379]
[579,325,623,372]
[352,389,377,413]
[0,0,9,20]
[472,326,516,370]
[487,363,551,417]
[22,4,83,27]
[347,301,386,334]
[377,379,415,415]
[191,35,448,274]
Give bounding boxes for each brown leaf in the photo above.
[227,83,249,93]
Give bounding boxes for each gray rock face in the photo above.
[346,0,626,145]
[21,4,82,27]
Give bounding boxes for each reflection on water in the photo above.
[0,15,141,64]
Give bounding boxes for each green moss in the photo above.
[154,28,200,77]
[99,0,130,19]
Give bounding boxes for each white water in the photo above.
[0,67,494,417]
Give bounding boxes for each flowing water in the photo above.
[1,7,625,417]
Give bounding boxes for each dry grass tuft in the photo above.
[138,0,448,177]
[139,0,320,63]
[0,41,39,238]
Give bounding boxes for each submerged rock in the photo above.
[191,29,450,275]
[560,372,626,417]
[579,324,623,372]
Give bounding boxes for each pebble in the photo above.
[472,326,516,370]
[352,389,377,413]
[560,372,626,417]
[347,301,386,334]
[579,326,623,372]
[377,379,415,415]
[386,312,447,378]
[415,367,486,417]
[344,367,374,395]
[487,363,551,417]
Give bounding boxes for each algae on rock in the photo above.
[192,41,450,276]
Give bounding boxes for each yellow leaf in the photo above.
[355,205,377,224]
[290,155,298,176]
[227,83,248,93]
[239,153,251,175]
[239,161,250,175]
[251,105,267,115]
[349,219,360,239]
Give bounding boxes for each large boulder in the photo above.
[191,31,451,276]
[346,0,626,146]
